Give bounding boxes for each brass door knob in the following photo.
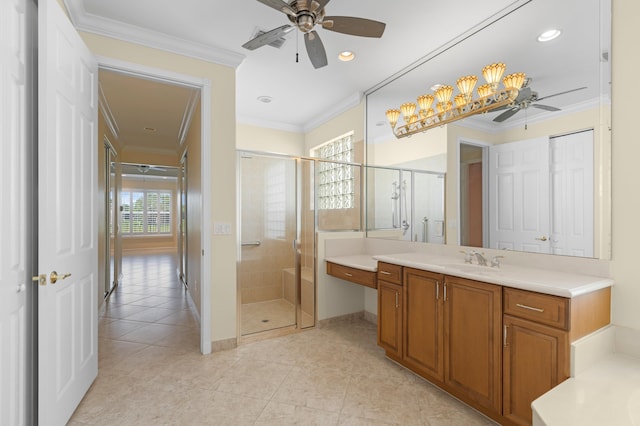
[32,274,46,286]
[50,271,71,284]
[535,236,548,242]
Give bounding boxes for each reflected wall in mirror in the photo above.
[365,0,611,259]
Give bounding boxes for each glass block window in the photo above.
[312,132,355,210]
[120,190,172,235]
[265,162,286,239]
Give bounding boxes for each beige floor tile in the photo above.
[255,400,340,426]
[72,253,497,425]
[271,365,351,412]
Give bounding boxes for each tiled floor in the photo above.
[70,251,496,425]
[242,299,296,335]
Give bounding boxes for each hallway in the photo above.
[69,252,494,425]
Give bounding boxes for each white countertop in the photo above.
[532,354,640,425]
[325,252,613,298]
[325,254,378,272]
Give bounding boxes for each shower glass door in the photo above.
[238,153,299,336]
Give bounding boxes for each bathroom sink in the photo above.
[445,264,501,275]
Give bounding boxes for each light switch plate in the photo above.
[213,222,232,235]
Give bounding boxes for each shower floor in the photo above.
[241,298,315,335]
[241,299,296,335]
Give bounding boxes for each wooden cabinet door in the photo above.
[503,314,569,425]
[377,280,403,358]
[444,276,502,413]
[403,268,444,382]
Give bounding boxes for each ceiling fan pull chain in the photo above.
[296,31,299,63]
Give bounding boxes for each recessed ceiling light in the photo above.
[257,95,273,103]
[338,51,355,62]
[144,127,156,132]
[430,83,444,92]
[537,29,562,42]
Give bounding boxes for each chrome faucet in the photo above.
[490,255,505,268]
[459,250,473,264]
[471,250,488,266]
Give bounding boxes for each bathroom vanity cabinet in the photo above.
[376,262,403,357]
[374,261,611,426]
[326,260,376,289]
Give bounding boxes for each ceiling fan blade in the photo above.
[493,107,521,122]
[305,31,328,69]
[310,0,331,13]
[531,104,561,112]
[242,25,293,50]
[322,16,386,38]
[536,86,587,102]
[255,0,297,17]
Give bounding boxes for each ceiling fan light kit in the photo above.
[243,0,386,68]
[386,63,527,138]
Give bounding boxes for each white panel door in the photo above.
[489,137,550,253]
[0,0,28,423]
[550,131,594,257]
[38,1,98,425]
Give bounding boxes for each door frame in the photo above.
[96,55,212,354]
[456,138,490,248]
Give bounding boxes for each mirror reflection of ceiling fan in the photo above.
[493,79,587,122]
[136,164,166,174]
[242,0,386,69]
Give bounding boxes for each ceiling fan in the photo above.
[493,80,587,122]
[242,0,386,69]
[136,164,167,174]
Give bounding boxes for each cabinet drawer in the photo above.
[504,288,569,330]
[326,261,376,289]
[377,262,403,285]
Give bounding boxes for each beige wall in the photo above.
[611,1,640,330]
[237,123,305,155]
[369,125,448,167]
[305,102,365,154]
[79,32,238,344]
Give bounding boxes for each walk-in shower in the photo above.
[237,152,316,336]
[368,167,445,243]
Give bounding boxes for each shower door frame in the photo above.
[237,151,316,339]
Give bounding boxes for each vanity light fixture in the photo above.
[338,51,355,61]
[537,29,562,42]
[385,63,526,139]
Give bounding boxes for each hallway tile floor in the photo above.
[69,252,496,425]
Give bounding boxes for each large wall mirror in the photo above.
[365,0,611,259]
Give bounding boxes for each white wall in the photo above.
[317,233,366,320]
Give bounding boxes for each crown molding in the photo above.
[98,81,120,139]
[236,116,304,134]
[63,0,245,68]
[237,91,363,134]
[456,97,604,134]
[178,90,200,146]
[302,92,363,133]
